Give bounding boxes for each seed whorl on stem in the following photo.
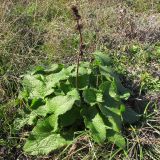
[71,5,85,56]
[71,5,85,89]
[71,5,81,20]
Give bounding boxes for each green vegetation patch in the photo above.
[15,52,140,155]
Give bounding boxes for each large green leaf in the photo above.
[106,130,125,149]
[46,93,79,131]
[22,74,54,99]
[14,114,36,131]
[59,106,80,127]
[30,98,45,109]
[109,80,120,101]
[46,93,79,114]
[32,66,45,75]
[98,65,131,98]
[24,133,71,155]
[98,66,113,82]
[83,88,97,105]
[109,80,130,101]
[14,105,52,131]
[122,107,140,124]
[32,105,49,117]
[67,89,80,100]
[43,64,62,73]
[93,51,111,66]
[99,82,121,108]
[83,88,103,106]
[23,118,71,155]
[119,92,130,100]
[99,105,122,132]
[59,81,73,94]
[31,117,53,135]
[32,64,61,75]
[82,107,106,143]
[45,68,71,89]
[22,74,44,98]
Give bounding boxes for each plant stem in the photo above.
[76,19,83,89]
[71,6,84,89]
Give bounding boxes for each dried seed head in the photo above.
[71,5,78,14]
[81,44,86,50]
[76,23,83,30]
[76,14,81,20]
[71,5,81,20]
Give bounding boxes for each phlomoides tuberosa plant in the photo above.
[14,5,140,155]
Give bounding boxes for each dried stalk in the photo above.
[71,5,84,89]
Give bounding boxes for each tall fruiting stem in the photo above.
[71,5,84,89]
